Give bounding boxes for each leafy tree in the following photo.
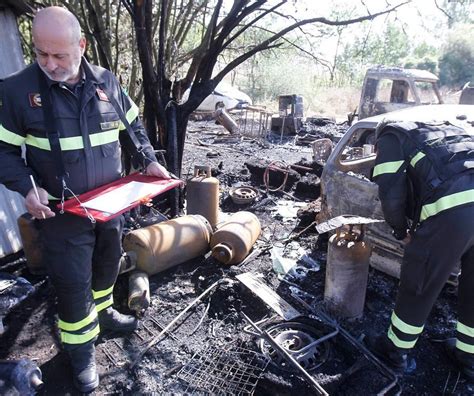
[438,23,474,87]
[404,42,438,73]
[14,0,410,213]
[121,0,408,182]
[337,21,411,85]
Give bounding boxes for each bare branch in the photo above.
[121,0,133,17]
[223,1,286,50]
[252,25,333,71]
[214,1,410,82]
[434,0,452,20]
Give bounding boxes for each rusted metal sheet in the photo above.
[0,7,27,259]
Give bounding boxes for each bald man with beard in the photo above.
[0,6,170,392]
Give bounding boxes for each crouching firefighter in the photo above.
[370,119,474,380]
[0,7,170,393]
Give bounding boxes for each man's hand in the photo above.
[145,162,171,179]
[25,187,55,219]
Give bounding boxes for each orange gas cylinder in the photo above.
[210,211,261,265]
[186,165,220,228]
[122,215,212,275]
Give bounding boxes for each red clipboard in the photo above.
[58,173,183,222]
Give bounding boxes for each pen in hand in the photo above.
[30,175,46,219]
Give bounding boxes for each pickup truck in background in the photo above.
[353,66,443,122]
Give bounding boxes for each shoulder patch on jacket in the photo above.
[96,88,109,102]
[28,93,42,108]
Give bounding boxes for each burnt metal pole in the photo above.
[166,101,179,217]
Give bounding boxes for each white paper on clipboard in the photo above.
[82,181,160,214]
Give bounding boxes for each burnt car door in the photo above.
[319,121,404,277]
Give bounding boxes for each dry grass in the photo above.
[253,85,464,124]
[255,86,361,122]
[306,86,361,121]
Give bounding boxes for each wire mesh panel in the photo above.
[178,345,270,395]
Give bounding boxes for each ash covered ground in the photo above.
[0,118,472,395]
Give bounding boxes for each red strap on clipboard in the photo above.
[58,173,183,222]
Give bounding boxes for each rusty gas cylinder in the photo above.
[17,213,46,275]
[214,108,239,133]
[210,211,261,265]
[324,224,371,319]
[186,165,220,228]
[122,215,212,275]
[128,271,150,317]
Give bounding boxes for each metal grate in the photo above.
[178,345,270,395]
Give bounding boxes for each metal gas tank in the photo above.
[186,165,220,228]
[324,224,371,319]
[210,211,261,265]
[123,215,212,275]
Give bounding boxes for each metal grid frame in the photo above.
[178,345,270,395]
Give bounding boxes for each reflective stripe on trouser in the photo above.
[389,203,474,351]
[93,285,114,313]
[38,212,124,346]
[387,312,424,349]
[457,321,474,354]
[58,308,100,344]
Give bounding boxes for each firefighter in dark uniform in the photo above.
[0,7,170,393]
[371,118,474,380]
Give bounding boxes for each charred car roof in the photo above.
[365,66,440,82]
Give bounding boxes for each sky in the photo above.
[263,0,473,60]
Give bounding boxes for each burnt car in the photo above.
[319,104,474,278]
[357,66,443,120]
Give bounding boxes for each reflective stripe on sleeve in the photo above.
[60,324,100,345]
[373,160,404,177]
[410,152,425,167]
[0,124,26,146]
[420,190,474,222]
[58,309,98,332]
[119,100,139,130]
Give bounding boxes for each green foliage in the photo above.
[17,16,33,64]
[336,22,411,85]
[438,24,474,87]
[404,43,438,73]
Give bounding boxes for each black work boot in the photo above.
[445,338,474,382]
[368,335,408,373]
[67,342,99,393]
[98,307,138,332]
